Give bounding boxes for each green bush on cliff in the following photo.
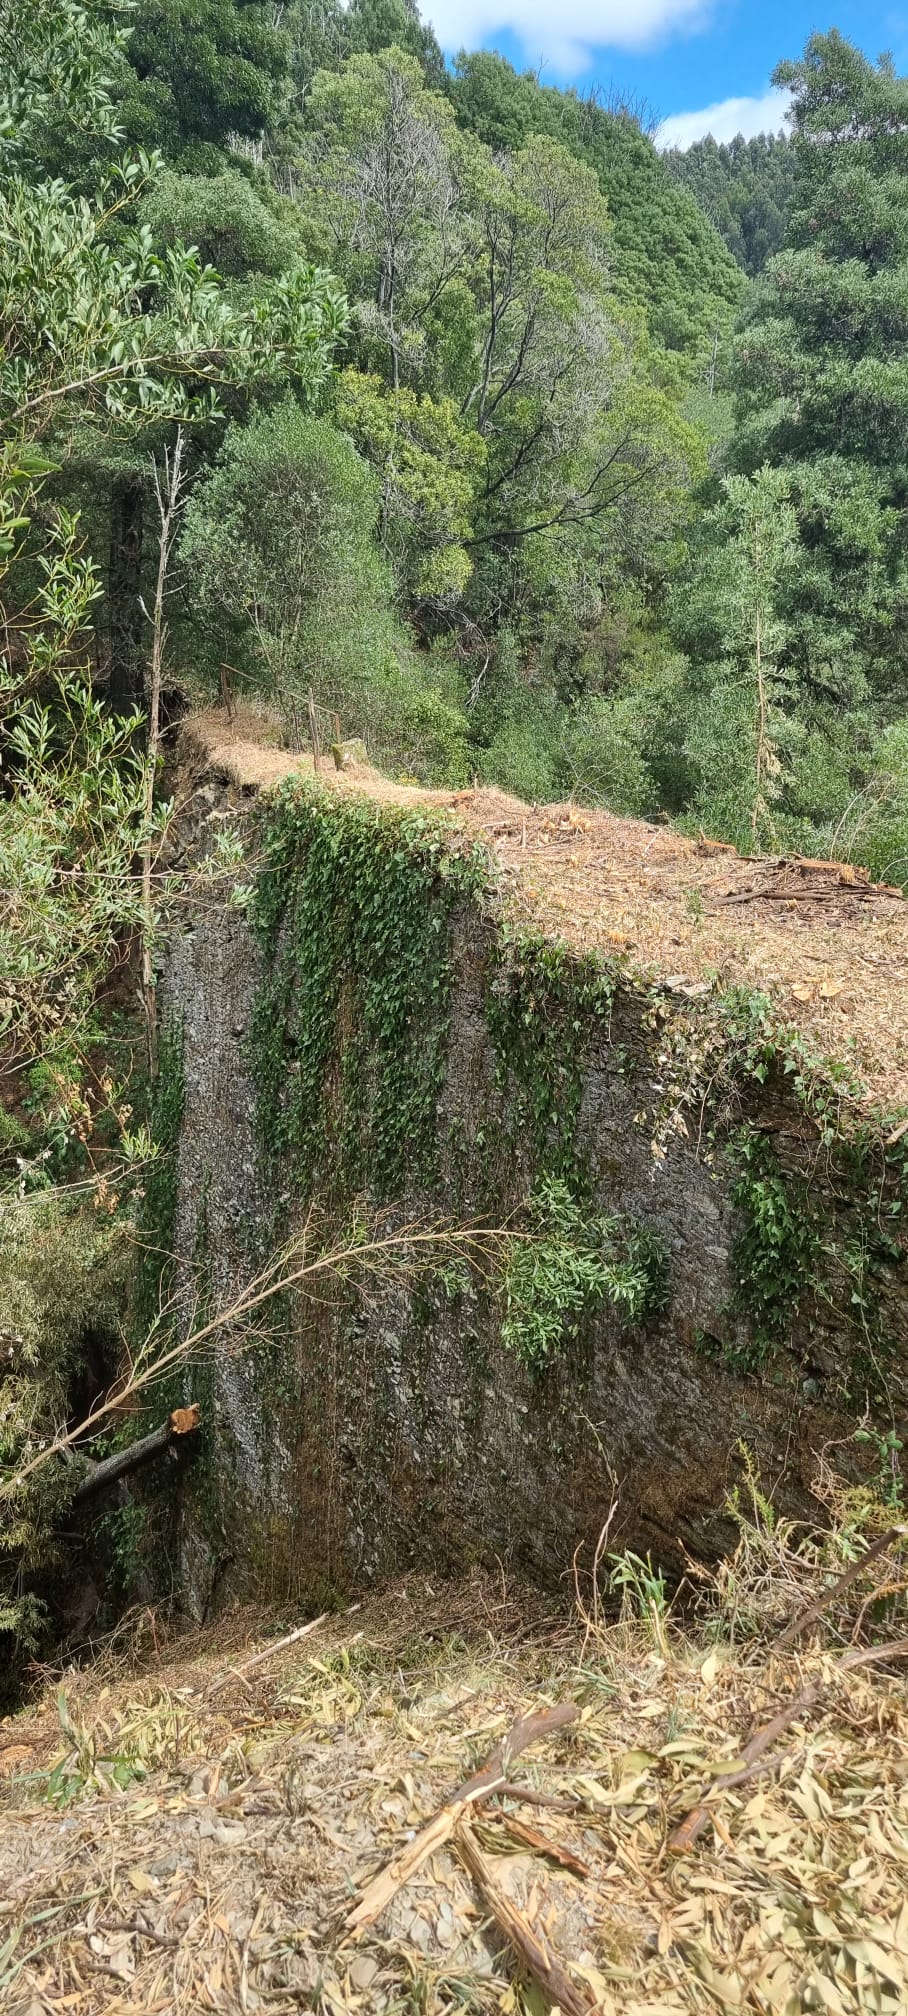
[500,1176,667,1370]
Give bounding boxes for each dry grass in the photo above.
[2,1499,907,2016]
[182,708,908,1116]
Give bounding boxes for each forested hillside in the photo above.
[2,0,908,1689]
[664,131,795,276]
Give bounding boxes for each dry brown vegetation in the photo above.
[2,1477,907,2016]
[183,710,908,1116]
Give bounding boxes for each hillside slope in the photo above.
[450,55,744,355]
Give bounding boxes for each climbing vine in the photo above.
[250,783,490,1200]
[485,929,615,1178]
[245,779,906,1400]
[724,1123,905,1396]
[246,785,671,1373]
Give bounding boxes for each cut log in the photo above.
[492,1810,591,1877]
[71,1405,200,1504]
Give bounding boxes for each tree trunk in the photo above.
[108,475,145,716]
[71,1405,199,1504]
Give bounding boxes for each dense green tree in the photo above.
[664,132,794,277]
[450,54,743,362]
[140,166,305,277]
[732,33,908,708]
[179,400,388,696]
[335,368,484,601]
[121,0,293,158]
[346,0,445,84]
[180,400,469,772]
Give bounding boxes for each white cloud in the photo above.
[426,0,709,63]
[655,87,790,150]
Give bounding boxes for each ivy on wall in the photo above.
[247,783,668,1375]
[250,783,489,1199]
[243,779,907,1407]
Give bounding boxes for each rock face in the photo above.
[157,761,908,1619]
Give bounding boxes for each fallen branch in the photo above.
[452,1701,580,1806]
[774,1524,906,1650]
[344,1701,578,1933]
[71,1406,199,1504]
[456,1819,596,2015]
[204,1604,361,1697]
[492,1810,591,1877]
[495,1781,581,1813]
[3,1220,518,1500]
[670,1636,908,1853]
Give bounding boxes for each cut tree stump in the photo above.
[71,1405,200,1504]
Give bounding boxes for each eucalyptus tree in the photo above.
[300,45,469,389]
[733,32,908,709]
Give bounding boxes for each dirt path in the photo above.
[186,709,908,1115]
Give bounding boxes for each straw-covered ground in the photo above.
[183,710,908,1118]
[2,1478,907,2016]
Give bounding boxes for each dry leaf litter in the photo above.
[2,1485,908,2016]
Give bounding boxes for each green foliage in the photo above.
[345,0,444,83]
[476,662,656,815]
[486,931,615,1178]
[140,167,305,277]
[250,784,489,1197]
[334,368,484,600]
[0,1189,134,1659]
[37,1687,148,1806]
[99,1499,150,1590]
[121,0,293,156]
[0,157,345,436]
[299,46,465,389]
[729,1131,817,1366]
[732,33,908,711]
[180,397,470,777]
[450,53,743,361]
[853,1426,905,1513]
[500,1176,667,1370]
[180,399,385,689]
[0,515,156,1076]
[0,0,346,1086]
[664,131,795,277]
[296,41,705,660]
[0,0,127,165]
[606,1547,670,1638]
[673,34,908,873]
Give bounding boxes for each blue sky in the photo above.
[424,0,908,146]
